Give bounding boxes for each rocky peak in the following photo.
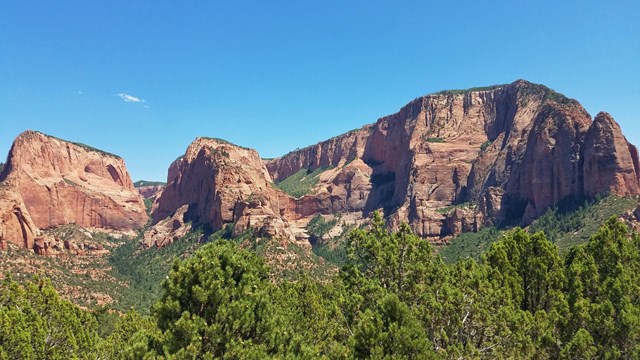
[0,131,147,252]
[148,137,299,247]
[583,112,640,197]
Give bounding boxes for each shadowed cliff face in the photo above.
[0,131,148,251]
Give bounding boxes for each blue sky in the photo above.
[1,1,638,181]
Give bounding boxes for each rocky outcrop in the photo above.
[583,112,640,198]
[0,187,38,249]
[137,185,165,199]
[148,138,299,246]
[266,127,372,182]
[442,207,483,237]
[142,205,192,248]
[0,131,148,232]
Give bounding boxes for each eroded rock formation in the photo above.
[148,138,299,246]
[0,131,147,252]
[264,80,640,237]
[0,187,38,249]
[149,80,640,243]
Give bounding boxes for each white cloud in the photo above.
[77,91,83,95]
[116,93,144,103]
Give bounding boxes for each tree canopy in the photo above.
[2,214,640,359]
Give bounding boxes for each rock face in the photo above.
[583,112,640,198]
[151,80,639,242]
[264,80,640,237]
[0,131,147,251]
[137,185,165,199]
[142,205,192,248]
[148,138,298,245]
[0,187,38,249]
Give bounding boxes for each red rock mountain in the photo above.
[264,81,640,237]
[150,80,640,242]
[0,131,148,250]
[146,138,299,247]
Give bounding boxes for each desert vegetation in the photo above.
[3,213,640,358]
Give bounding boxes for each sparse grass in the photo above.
[276,167,332,198]
[518,82,579,107]
[63,177,80,187]
[435,84,506,96]
[71,141,120,158]
[38,132,121,158]
[199,137,250,150]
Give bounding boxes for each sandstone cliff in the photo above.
[0,131,148,251]
[0,187,38,250]
[147,138,299,247]
[265,80,640,237]
[583,112,640,198]
[149,80,638,243]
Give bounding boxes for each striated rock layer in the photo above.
[0,131,148,251]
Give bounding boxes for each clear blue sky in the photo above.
[1,1,638,181]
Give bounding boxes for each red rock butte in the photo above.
[0,131,148,251]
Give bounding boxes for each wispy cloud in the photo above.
[116,93,145,103]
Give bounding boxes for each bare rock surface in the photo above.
[0,131,147,252]
[264,80,640,237]
[137,185,165,199]
[149,80,640,244]
[148,138,299,246]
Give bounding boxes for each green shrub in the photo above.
[426,137,445,143]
